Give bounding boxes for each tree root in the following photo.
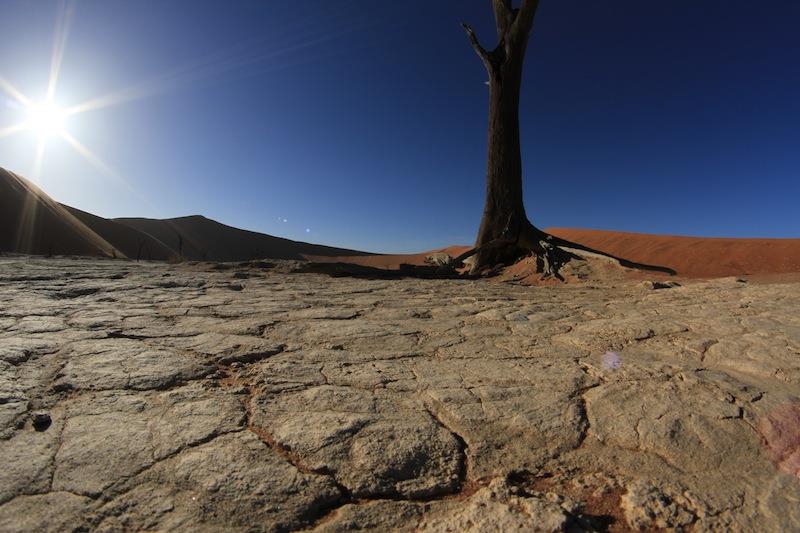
[455,223,676,280]
[532,238,578,281]
[296,220,676,282]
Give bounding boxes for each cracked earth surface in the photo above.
[1,257,799,532]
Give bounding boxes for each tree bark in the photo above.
[460,1,676,279]
[465,0,544,272]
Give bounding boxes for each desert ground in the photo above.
[1,255,799,532]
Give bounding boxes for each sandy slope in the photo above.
[0,168,120,258]
[62,205,176,261]
[115,216,370,262]
[547,227,800,278]
[1,167,368,262]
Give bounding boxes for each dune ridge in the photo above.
[1,167,368,262]
[0,168,122,258]
[114,215,370,262]
[63,205,176,261]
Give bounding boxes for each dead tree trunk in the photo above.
[461,0,591,277]
[460,1,677,278]
[463,1,549,273]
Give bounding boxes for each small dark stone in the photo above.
[51,381,74,393]
[32,412,52,432]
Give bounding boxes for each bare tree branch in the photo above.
[461,23,491,68]
[511,0,540,40]
[492,0,514,39]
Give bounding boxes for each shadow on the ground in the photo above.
[292,262,476,280]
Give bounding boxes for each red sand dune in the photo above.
[310,229,800,280]
[547,227,800,278]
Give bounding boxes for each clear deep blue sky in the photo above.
[1,1,798,252]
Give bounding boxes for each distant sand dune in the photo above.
[3,166,799,278]
[547,227,800,278]
[0,167,121,258]
[63,205,176,261]
[1,167,369,262]
[114,216,369,262]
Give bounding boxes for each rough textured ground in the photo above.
[1,257,799,532]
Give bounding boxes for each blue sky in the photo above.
[1,1,798,253]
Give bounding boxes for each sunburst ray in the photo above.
[0,77,33,107]
[60,131,160,214]
[47,0,75,102]
[60,131,126,186]
[0,123,28,139]
[3,0,363,218]
[31,138,47,183]
[64,20,359,117]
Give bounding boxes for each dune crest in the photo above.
[0,168,121,258]
[1,167,367,262]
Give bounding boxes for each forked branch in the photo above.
[461,23,491,69]
[492,0,515,38]
[511,0,540,40]
[465,1,540,70]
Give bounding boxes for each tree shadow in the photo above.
[292,261,476,280]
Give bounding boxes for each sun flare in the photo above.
[0,1,113,183]
[26,101,66,138]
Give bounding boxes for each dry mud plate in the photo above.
[1,257,799,532]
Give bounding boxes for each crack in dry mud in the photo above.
[2,258,800,531]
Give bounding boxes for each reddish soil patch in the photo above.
[758,402,800,479]
[506,471,633,532]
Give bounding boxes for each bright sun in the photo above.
[26,101,66,138]
[0,2,126,183]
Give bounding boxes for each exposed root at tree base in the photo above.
[289,223,677,284]
[459,223,677,282]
